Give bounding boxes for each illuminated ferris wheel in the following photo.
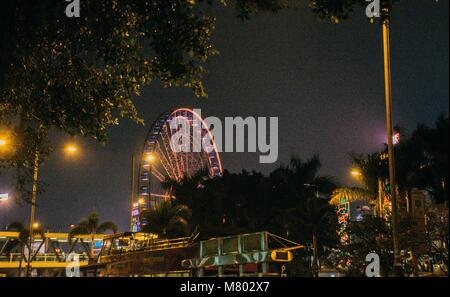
[131,108,223,231]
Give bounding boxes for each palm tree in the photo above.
[68,211,117,260]
[350,153,386,196]
[140,201,192,239]
[395,115,449,204]
[270,156,338,276]
[285,155,337,197]
[349,153,389,217]
[0,222,45,276]
[162,169,233,237]
[329,187,373,207]
[297,196,338,277]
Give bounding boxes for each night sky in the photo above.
[2,0,448,232]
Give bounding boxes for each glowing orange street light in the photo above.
[145,153,156,163]
[0,132,12,149]
[65,144,78,155]
[350,169,363,178]
[0,132,17,156]
[32,222,40,229]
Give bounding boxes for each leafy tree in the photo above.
[350,153,387,197]
[338,216,393,276]
[1,0,400,203]
[424,203,449,274]
[395,115,449,204]
[167,155,339,275]
[272,155,337,205]
[140,200,192,238]
[0,0,220,202]
[233,0,385,22]
[349,115,449,208]
[341,115,449,276]
[268,156,338,277]
[296,196,339,276]
[163,169,251,237]
[68,211,117,259]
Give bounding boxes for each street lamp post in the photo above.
[0,193,9,230]
[26,149,40,277]
[0,131,42,276]
[23,142,80,277]
[130,154,135,232]
[381,4,402,276]
[131,152,155,231]
[146,153,155,210]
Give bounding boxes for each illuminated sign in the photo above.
[270,250,293,262]
[393,132,400,145]
[94,241,103,249]
[0,193,8,201]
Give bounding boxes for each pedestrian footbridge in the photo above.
[0,231,105,272]
[0,253,90,269]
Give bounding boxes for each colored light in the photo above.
[393,132,400,145]
[65,145,78,153]
[0,131,13,148]
[145,153,156,163]
[350,169,362,177]
[0,193,9,201]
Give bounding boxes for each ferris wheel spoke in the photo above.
[187,133,202,177]
[186,153,203,177]
[151,167,166,183]
[169,122,186,180]
[182,151,188,178]
[189,133,202,175]
[161,125,182,180]
[156,142,177,181]
[163,123,183,180]
[194,152,206,172]
[179,151,186,177]
[200,152,208,171]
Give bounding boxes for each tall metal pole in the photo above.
[377,178,383,217]
[129,154,135,231]
[0,197,7,230]
[2,207,5,231]
[148,162,152,210]
[26,149,39,277]
[381,8,402,276]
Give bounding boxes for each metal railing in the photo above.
[0,253,90,263]
[104,232,199,256]
[141,236,192,251]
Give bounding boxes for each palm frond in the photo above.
[329,187,373,206]
[68,226,89,242]
[97,222,118,234]
[1,239,20,255]
[6,222,25,232]
[140,201,192,238]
